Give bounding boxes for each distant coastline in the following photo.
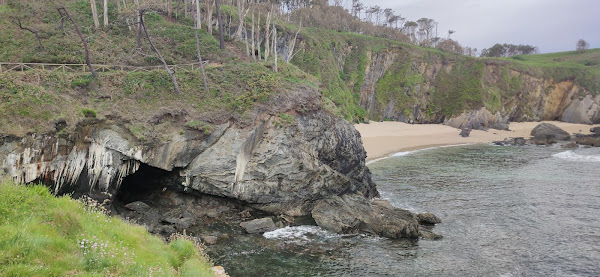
[355,121,600,162]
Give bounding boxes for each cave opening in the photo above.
[116,163,184,205]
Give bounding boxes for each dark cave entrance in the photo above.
[115,163,184,205]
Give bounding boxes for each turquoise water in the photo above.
[210,144,600,276]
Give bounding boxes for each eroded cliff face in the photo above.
[290,34,599,128]
[1,87,426,239]
[358,50,600,128]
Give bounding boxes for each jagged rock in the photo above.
[562,142,578,149]
[240,218,277,234]
[575,135,600,147]
[445,107,509,131]
[176,217,195,229]
[419,229,443,240]
[531,123,571,144]
[493,137,527,146]
[311,194,419,239]
[459,128,471,137]
[201,235,218,245]
[124,201,151,213]
[417,212,442,225]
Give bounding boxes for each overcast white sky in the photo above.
[355,0,599,53]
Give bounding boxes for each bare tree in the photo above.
[13,18,45,51]
[90,0,100,29]
[215,0,225,49]
[57,7,97,78]
[194,0,201,29]
[139,9,181,94]
[285,21,302,63]
[194,17,209,91]
[576,39,589,53]
[206,0,213,34]
[103,0,108,27]
[273,23,277,72]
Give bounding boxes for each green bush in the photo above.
[81,108,97,118]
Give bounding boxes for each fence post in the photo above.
[21,63,24,72]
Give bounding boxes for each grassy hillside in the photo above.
[0,180,215,276]
[0,0,598,127]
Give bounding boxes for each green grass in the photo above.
[0,180,215,277]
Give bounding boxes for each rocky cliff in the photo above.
[290,30,600,128]
[0,86,424,239]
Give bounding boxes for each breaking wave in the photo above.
[552,151,600,162]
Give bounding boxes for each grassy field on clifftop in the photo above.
[0,180,214,277]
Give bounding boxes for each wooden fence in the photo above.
[0,62,209,74]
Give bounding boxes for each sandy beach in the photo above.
[355,121,600,162]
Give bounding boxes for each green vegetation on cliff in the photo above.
[0,180,214,276]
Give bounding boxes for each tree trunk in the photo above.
[250,12,255,61]
[134,0,142,50]
[167,0,172,17]
[285,21,301,63]
[273,24,277,72]
[206,0,213,34]
[195,0,201,29]
[58,7,97,78]
[264,11,270,60]
[256,10,261,61]
[90,0,100,29]
[194,19,209,92]
[103,0,108,27]
[215,0,225,49]
[140,10,181,94]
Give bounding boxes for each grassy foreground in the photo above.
[0,180,215,277]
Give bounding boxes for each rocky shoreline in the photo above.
[0,88,440,242]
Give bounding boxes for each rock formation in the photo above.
[0,88,430,239]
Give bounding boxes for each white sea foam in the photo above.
[263,226,336,241]
[552,151,600,162]
[367,143,473,165]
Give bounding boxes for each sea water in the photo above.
[209,144,600,276]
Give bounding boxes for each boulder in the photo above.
[591,127,600,134]
[124,201,151,213]
[240,218,277,234]
[419,229,443,240]
[562,142,578,149]
[459,128,471,137]
[575,135,600,147]
[201,235,218,245]
[493,137,526,146]
[530,123,571,144]
[311,194,420,239]
[445,107,509,131]
[417,212,442,225]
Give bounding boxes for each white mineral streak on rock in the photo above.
[3,128,142,193]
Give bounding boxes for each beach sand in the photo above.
[354,121,600,162]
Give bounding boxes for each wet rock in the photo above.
[417,212,442,225]
[459,128,471,137]
[311,194,419,239]
[201,235,218,245]
[575,135,600,147]
[493,137,526,146]
[531,123,571,144]
[124,201,151,213]
[420,229,443,240]
[562,142,578,149]
[240,218,277,234]
[176,217,195,229]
